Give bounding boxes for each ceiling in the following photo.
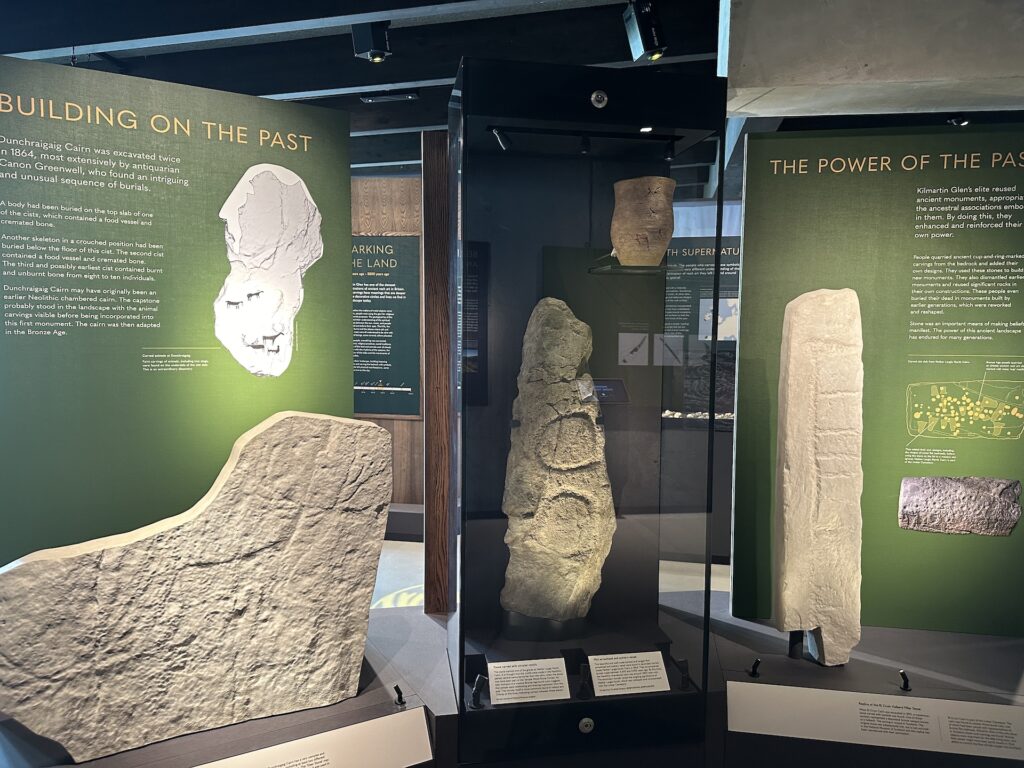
[3,3,1021,201]
[0,0,723,194]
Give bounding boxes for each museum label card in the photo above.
[589,651,670,697]
[194,706,432,768]
[728,682,1024,762]
[487,658,571,705]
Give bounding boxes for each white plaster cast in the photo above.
[0,412,391,762]
[215,164,323,376]
[774,288,863,666]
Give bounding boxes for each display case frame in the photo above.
[448,58,728,763]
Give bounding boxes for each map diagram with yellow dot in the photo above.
[906,380,1024,440]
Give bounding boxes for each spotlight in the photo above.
[947,114,970,127]
[640,126,653,133]
[663,141,675,162]
[623,1,667,63]
[352,21,391,63]
[580,135,591,155]
[492,128,511,152]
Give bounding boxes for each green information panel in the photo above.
[0,57,352,566]
[352,235,420,416]
[734,127,1024,635]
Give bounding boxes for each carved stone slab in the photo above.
[0,412,391,762]
[774,289,863,666]
[500,298,616,622]
[899,476,1021,536]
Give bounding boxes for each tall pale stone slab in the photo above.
[500,298,616,622]
[774,289,863,666]
[0,412,391,762]
[899,476,1021,536]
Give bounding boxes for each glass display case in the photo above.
[448,59,727,763]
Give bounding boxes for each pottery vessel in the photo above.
[610,176,676,266]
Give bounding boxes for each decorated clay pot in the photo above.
[610,176,676,266]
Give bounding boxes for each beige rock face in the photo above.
[899,476,1021,536]
[0,412,391,762]
[774,289,863,666]
[610,176,677,267]
[500,298,616,622]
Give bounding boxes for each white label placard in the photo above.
[195,707,432,768]
[728,681,1024,762]
[589,651,671,697]
[487,658,571,705]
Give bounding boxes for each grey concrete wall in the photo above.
[720,0,1024,116]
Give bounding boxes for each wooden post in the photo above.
[422,130,455,614]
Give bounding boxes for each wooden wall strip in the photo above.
[364,417,424,505]
[351,177,422,236]
[422,131,455,615]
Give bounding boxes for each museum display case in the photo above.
[448,59,727,763]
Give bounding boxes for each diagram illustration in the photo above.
[214,164,324,377]
[906,380,1024,440]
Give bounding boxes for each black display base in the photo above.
[788,629,804,660]
[384,502,424,542]
[684,589,1024,768]
[459,688,704,764]
[459,613,702,763]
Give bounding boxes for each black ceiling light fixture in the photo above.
[579,135,591,155]
[947,114,971,127]
[359,90,419,104]
[352,21,391,63]
[623,1,667,62]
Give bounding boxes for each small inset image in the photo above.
[618,333,649,366]
[653,334,685,367]
[898,476,1021,536]
[906,381,1024,440]
[698,297,739,341]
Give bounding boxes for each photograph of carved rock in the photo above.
[898,476,1021,536]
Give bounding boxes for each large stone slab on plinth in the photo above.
[774,289,863,666]
[500,298,616,622]
[0,412,391,762]
[899,476,1021,536]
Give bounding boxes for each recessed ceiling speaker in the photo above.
[623,1,667,62]
[352,21,391,63]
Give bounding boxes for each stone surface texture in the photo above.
[214,164,323,377]
[610,176,676,266]
[899,476,1021,536]
[774,288,863,666]
[500,298,616,622]
[0,412,390,762]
